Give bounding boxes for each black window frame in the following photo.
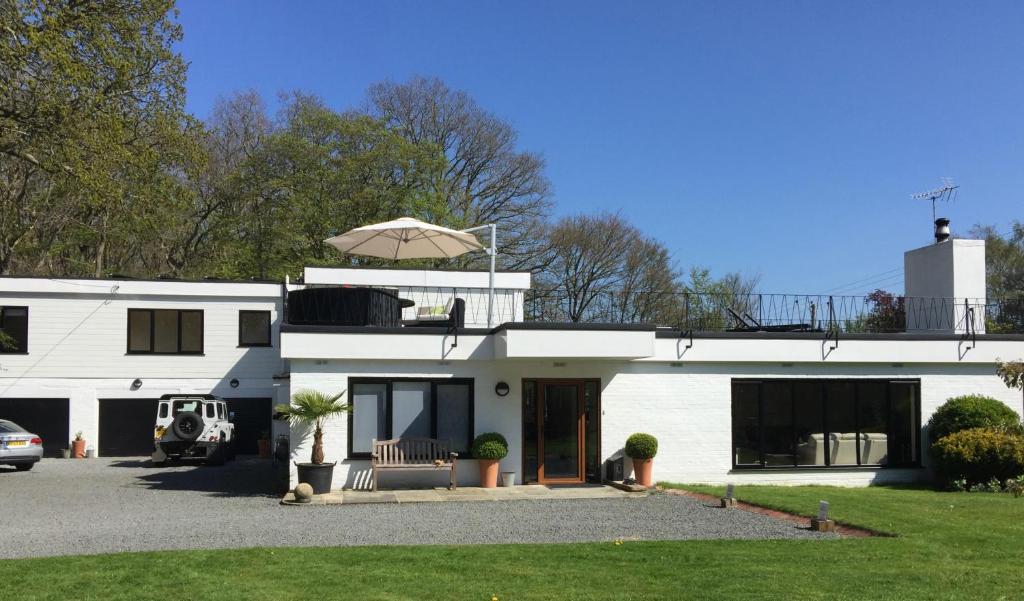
[0,306,28,354]
[126,308,204,355]
[238,310,272,348]
[730,378,921,470]
[347,377,475,459]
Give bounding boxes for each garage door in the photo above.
[99,398,159,456]
[226,397,272,455]
[0,398,69,457]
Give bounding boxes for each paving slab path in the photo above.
[0,458,836,559]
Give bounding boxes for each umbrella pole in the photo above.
[462,223,497,328]
[487,223,496,328]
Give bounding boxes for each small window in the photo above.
[0,306,28,353]
[172,400,203,415]
[206,403,216,418]
[127,309,203,354]
[158,403,169,419]
[217,404,225,419]
[238,311,271,347]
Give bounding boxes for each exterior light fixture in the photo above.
[495,382,510,397]
[811,499,836,532]
[230,378,240,388]
[721,482,737,508]
[131,378,143,390]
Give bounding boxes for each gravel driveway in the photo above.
[0,458,834,559]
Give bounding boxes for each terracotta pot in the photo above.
[257,438,271,459]
[632,458,653,487]
[72,439,86,459]
[478,459,500,488]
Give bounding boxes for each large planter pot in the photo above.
[478,459,500,488]
[295,462,336,495]
[71,439,86,459]
[632,458,653,487]
[257,438,272,459]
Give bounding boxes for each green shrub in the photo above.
[625,433,658,460]
[931,427,1024,485]
[927,395,1021,443]
[471,432,508,460]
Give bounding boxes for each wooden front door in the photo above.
[537,381,585,484]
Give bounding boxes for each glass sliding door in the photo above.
[541,383,582,481]
[522,379,600,484]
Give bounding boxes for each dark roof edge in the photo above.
[305,264,532,274]
[281,322,658,335]
[654,329,1024,342]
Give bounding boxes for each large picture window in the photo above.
[731,379,920,469]
[348,378,474,458]
[0,306,28,353]
[127,309,204,354]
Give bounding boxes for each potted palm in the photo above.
[274,389,350,494]
[625,433,658,487]
[472,432,508,488]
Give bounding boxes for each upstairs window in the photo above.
[238,310,272,347]
[0,306,28,353]
[128,309,203,354]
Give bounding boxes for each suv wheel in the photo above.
[207,436,227,466]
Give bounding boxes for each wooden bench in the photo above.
[370,437,458,492]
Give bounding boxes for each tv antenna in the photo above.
[911,177,958,222]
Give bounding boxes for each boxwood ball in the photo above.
[294,482,314,502]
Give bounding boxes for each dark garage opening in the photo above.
[0,398,70,457]
[226,397,272,455]
[99,398,159,456]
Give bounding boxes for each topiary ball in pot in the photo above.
[927,395,1022,444]
[625,433,658,487]
[472,432,508,488]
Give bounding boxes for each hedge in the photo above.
[931,427,1024,485]
[926,395,1021,443]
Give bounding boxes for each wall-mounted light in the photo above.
[131,378,143,390]
[230,378,240,388]
[495,381,510,397]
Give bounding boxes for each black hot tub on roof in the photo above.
[286,287,402,327]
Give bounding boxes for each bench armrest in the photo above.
[370,452,378,459]
[449,452,459,459]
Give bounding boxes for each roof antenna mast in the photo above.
[911,177,959,224]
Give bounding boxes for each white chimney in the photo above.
[904,224,986,334]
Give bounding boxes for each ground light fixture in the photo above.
[811,500,835,532]
[131,378,143,390]
[721,483,737,508]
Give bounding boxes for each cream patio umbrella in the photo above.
[324,217,498,326]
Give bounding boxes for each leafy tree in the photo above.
[368,77,552,269]
[0,0,196,276]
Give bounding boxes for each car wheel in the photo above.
[14,463,33,471]
[207,439,226,466]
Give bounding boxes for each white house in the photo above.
[1,231,1022,490]
[0,277,285,457]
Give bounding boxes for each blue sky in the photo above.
[176,1,1024,294]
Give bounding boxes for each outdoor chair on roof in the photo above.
[725,307,814,333]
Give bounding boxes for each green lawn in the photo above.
[2,484,1023,600]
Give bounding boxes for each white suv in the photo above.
[152,394,235,465]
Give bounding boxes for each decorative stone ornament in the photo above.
[294,482,314,503]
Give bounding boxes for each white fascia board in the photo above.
[496,329,655,359]
[303,267,531,290]
[0,277,283,299]
[280,331,493,361]
[648,336,1024,364]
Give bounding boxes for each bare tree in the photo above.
[367,77,552,269]
[536,212,681,323]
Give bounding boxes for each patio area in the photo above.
[282,483,642,505]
